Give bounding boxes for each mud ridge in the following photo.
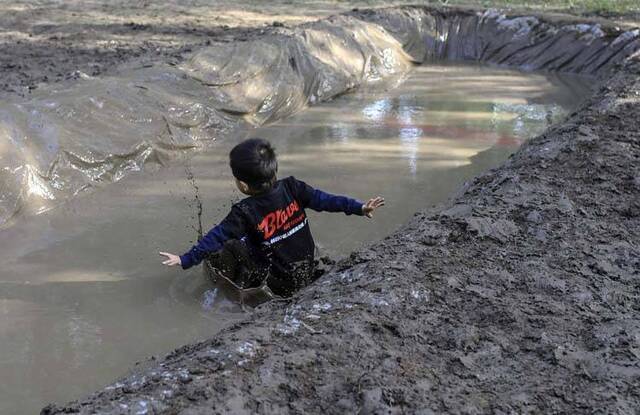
[42,6,640,414]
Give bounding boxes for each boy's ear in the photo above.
[235,179,250,194]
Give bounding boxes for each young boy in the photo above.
[160,138,384,297]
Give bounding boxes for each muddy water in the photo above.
[257,64,592,255]
[0,63,592,414]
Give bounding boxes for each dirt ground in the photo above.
[3,1,639,414]
[1,0,638,99]
[0,0,417,98]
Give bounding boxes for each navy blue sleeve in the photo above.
[287,176,364,216]
[179,206,247,269]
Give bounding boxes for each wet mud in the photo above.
[25,5,640,415]
[1,62,587,415]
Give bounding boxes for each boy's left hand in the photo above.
[159,252,182,267]
[362,196,385,218]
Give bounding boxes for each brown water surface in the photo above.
[0,63,592,414]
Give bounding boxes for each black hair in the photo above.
[229,138,278,193]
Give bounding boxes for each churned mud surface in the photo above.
[44,28,640,415]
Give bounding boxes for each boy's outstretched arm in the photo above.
[289,176,384,217]
[159,206,246,269]
[159,224,233,269]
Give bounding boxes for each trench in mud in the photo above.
[0,61,593,414]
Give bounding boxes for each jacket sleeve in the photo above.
[287,176,364,216]
[179,206,246,269]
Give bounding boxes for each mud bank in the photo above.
[43,6,640,415]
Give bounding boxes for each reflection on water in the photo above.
[0,63,593,414]
[255,63,592,255]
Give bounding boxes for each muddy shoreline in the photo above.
[32,5,640,415]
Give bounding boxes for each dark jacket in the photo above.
[180,176,364,277]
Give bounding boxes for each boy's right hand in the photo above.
[159,252,182,267]
[362,196,385,218]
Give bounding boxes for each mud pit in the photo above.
[0,4,637,415]
[0,61,591,415]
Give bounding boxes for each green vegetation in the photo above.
[335,0,640,17]
[441,0,640,15]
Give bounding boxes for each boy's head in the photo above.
[229,138,278,195]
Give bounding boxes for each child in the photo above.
[160,138,384,297]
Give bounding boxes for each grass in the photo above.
[335,0,640,16]
[450,0,640,14]
[433,0,640,15]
